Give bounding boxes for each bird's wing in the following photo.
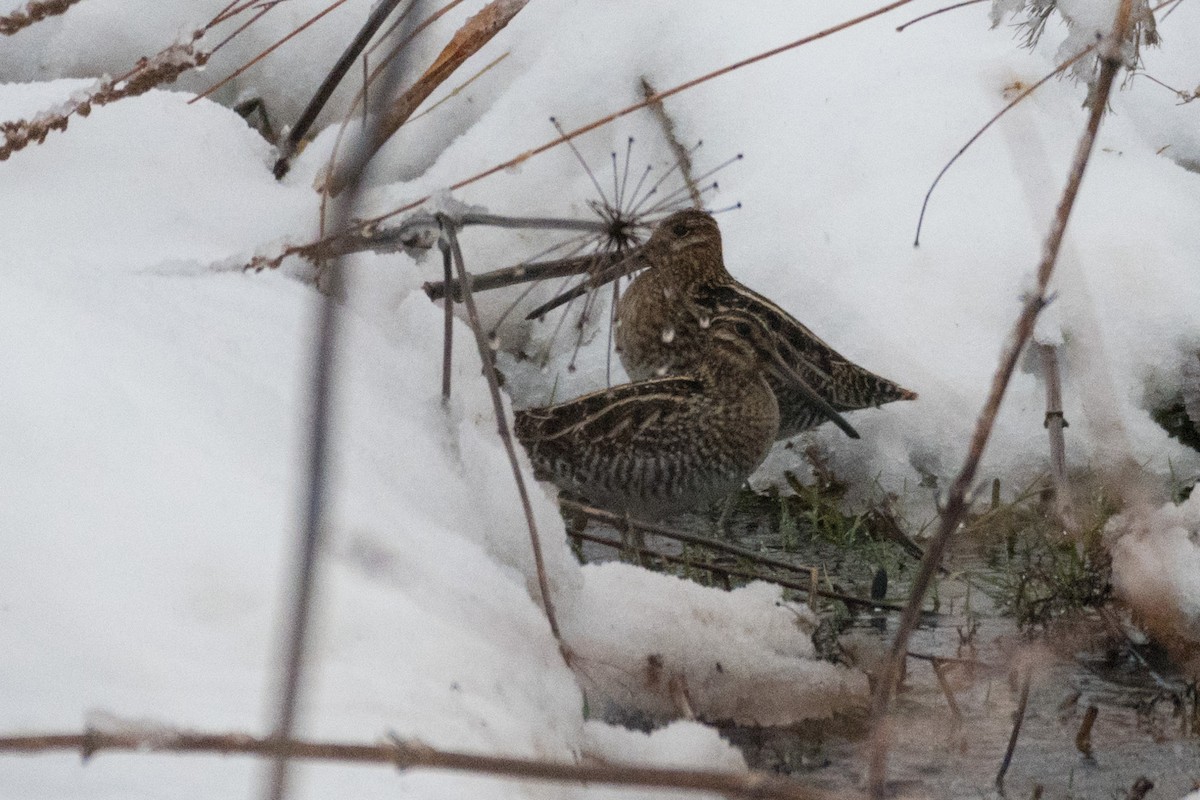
[515,376,704,445]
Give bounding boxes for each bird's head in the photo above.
[645,209,726,282]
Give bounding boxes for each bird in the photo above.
[514,310,856,519]
[614,208,916,440]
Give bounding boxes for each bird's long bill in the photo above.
[764,348,861,440]
[524,247,645,321]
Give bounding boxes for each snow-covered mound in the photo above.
[1109,493,1200,655]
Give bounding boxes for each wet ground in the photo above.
[574,497,1200,800]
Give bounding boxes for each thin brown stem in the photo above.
[440,242,454,403]
[324,0,527,194]
[206,2,279,57]
[913,42,1095,246]
[995,668,1033,789]
[1039,344,1077,534]
[441,219,563,647]
[0,0,83,36]
[191,0,355,105]
[867,1,1136,796]
[895,0,987,32]
[423,250,629,302]
[571,528,895,610]
[930,658,963,720]
[640,77,702,208]
[273,0,414,177]
[316,0,470,229]
[0,730,858,800]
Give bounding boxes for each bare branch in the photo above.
[994,667,1032,790]
[0,0,82,35]
[273,0,414,178]
[191,0,355,105]
[441,218,564,647]
[0,729,859,800]
[1039,344,1078,534]
[640,77,702,208]
[423,250,630,302]
[895,0,987,32]
[323,0,531,194]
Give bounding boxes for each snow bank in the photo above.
[563,565,866,725]
[1109,493,1200,653]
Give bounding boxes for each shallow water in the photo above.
[575,504,1200,799]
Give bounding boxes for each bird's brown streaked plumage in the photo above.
[515,312,848,519]
[615,209,916,439]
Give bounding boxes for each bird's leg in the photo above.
[713,490,742,540]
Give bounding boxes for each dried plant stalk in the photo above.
[191,0,355,106]
[441,218,564,647]
[0,729,858,800]
[424,250,631,302]
[640,76,702,208]
[1039,343,1078,534]
[0,0,81,35]
[323,0,530,194]
[866,1,1137,796]
[273,0,414,178]
[994,668,1033,790]
[1,35,208,161]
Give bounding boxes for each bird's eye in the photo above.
[671,223,688,237]
[734,322,752,337]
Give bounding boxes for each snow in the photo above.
[1109,493,1200,650]
[2,0,1200,798]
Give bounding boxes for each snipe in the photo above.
[514,311,855,519]
[615,209,916,440]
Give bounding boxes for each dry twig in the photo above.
[640,76,702,208]
[1,35,208,161]
[995,667,1033,790]
[866,1,1138,796]
[272,0,414,177]
[895,0,987,32]
[1039,343,1078,534]
[0,0,290,162]
[323,0,530,194]
[571,527,899,611]
[441,217,564,648]
[0,729,858,800]
[0,0,81,35]
[423,249,632,302]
